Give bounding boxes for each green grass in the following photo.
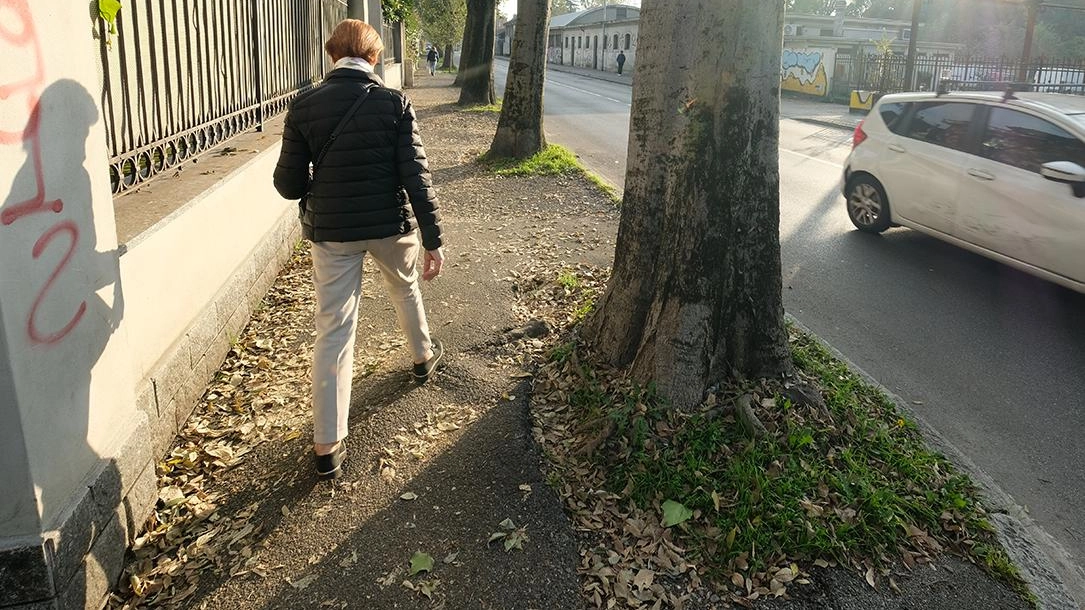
[584,172,621,205]
[547,330,1029,598]
[557,270,581,290]
[480,143,581,176]
[479,143,621,205]
[460,98,502,113]
[553,269,598,325]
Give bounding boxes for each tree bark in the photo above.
[457,0,497,105]
[586,1,792,409]
[442,43,454,70]
[488,0,550,158]
[453,18,473,85]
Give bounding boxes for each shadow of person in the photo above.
[0,78,126,609]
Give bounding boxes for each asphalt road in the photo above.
[496,61,1085,566]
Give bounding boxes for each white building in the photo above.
[546,5,641,73]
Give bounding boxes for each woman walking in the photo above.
[274,19,445,480]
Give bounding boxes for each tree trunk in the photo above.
[457,0,497,105]
[586,1,792,409]
[488,0,550,158]
[442,43,454,70]
[453,19,473,86]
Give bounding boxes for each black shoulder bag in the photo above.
[299,85,372,218]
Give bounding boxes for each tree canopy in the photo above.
[417,0,468,49]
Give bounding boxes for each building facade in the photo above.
[546,5,640,74]
[508,8,960,100]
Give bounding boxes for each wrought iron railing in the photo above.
[99,0,347,195]
[846,54,1085,96]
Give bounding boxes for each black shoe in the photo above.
[315,442,347,480]
[412,339,444,383]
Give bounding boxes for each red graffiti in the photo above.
[1,0,84,345]
[28,222,86,344]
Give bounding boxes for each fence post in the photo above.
[252,0,265,132]
[320,1,326,75]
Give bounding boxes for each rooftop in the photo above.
[550,4,640,28]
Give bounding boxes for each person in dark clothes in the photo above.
[425,45,440,75]
[616,50,626,75]
[274,19,445,480]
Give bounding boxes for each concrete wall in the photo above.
[0,0,136,540]
[782,47,837,98]
[0,2,302,608]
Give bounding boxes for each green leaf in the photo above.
[661,500,693,528]
[725,525,738,550]
[409,551,433,575]
[504,530,528,552]
[499,518,516,530]
[487,532,506,546]
[98,0,122,23]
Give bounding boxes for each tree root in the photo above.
[736,394,770,440]
[784,378,834,424]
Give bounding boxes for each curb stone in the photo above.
[785,313,1085,610]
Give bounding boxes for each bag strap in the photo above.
[311,84,372,180]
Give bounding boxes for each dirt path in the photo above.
[112,73,619,610]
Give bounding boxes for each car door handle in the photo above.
[968,168,995,181]
[888,144,906,153]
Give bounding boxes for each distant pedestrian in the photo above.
[616,50,626,75]
[426,45,440,76]
[274,19,445,481]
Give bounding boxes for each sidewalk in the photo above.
[106,74,1038,610]
[779,94,863,131]
[531,56,634,87]
[525,56,862,132]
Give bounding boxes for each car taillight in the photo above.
[853,120,867,149]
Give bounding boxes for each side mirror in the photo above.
[1041,161,1085,198]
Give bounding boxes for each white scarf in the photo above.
[334,57,374,73]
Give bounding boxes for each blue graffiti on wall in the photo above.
[782,49,823,76]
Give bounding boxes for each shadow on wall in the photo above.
[0,77,128,607]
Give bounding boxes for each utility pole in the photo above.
[903,0,922,91]
[1019,0,1040,82]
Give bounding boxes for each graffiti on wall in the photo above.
[782,48,833,97]
[0,0,117,345]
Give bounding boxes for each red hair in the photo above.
[324,19,384,62]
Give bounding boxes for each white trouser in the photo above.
[310,232,432,444]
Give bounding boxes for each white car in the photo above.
[843,91,1085,294]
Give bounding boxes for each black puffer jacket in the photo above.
[273,69,442,251]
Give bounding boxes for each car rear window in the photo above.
[980,108,1085,173]
[878,102,910,134]
[903,102,978,152]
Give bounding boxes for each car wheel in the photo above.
[846,175,892,233]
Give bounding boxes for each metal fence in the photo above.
[99,0,347,195]
[845,54,1085,97]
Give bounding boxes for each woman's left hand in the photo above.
[423,248,444,281]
